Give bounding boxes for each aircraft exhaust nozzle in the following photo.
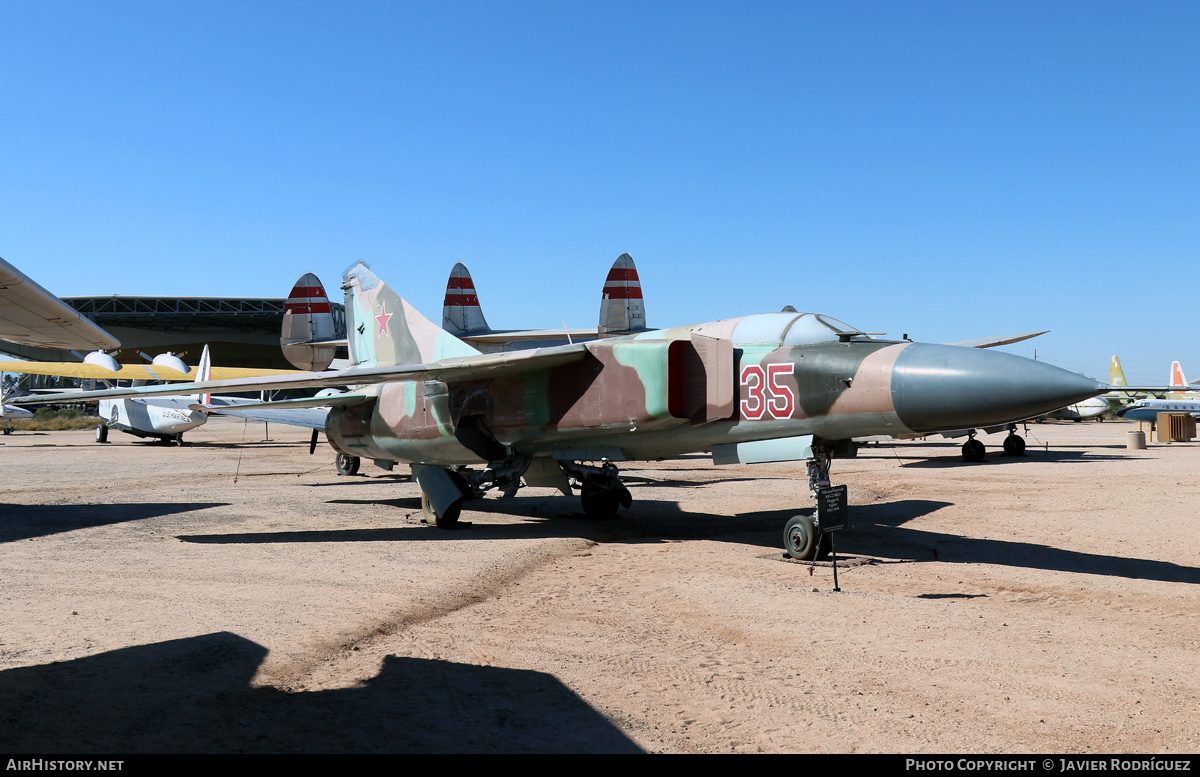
[598,253,647,335]
[891,344,1104,434]
[282,272,338,371]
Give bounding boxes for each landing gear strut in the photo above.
[414,452,536,529]
[784,442,839,561]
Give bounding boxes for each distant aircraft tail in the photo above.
[1109,355,1128,388]
[282,273,339,371]
[598,253,648,335]
[343,261,480,368]
[1169,360,1189,399]
[442,262,492,336]
[196,344,212,406]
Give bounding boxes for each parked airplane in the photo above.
[1117,397,1200,423]
[0,256,119,351]
[16,260,1125,561]
[1114,361,1200,423]
[4,345,325,443]
[442,253,649,352]
[1043,396,1109,421]
[1,401,32,433]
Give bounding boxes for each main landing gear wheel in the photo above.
[1002,434,1026,456]
[95,424,109,444]
[961,438,986,462]
[421,492,461,528]
[580,479,622,520]
[335,454,361,476]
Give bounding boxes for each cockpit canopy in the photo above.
[726,312,864,346]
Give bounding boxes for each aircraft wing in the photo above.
[947,331,1048,349]
[461,328,599,345]
[9,342,591,406]
[0,360,301,381]
[0,258,120,350]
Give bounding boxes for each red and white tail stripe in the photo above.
[443,266,480,308]
[442,263,490,335]
[602,257,643,300]
[598,252,648,334]
[286,274,331,315]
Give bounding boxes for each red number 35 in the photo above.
[740,362,796,420]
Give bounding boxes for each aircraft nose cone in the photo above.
[891,343,1103,434]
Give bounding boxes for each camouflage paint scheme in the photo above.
[12,260,1106,506]
[325,263,1101,468]
[10,259,1113,554]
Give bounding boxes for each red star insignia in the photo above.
[375,302,394,340]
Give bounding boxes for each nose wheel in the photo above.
[335,454,361,476]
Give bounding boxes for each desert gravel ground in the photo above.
[1,417,1197,753]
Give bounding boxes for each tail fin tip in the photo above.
[598,252,648,334]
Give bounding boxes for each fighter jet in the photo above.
[16,260,1123,560]
[442,253,649,352]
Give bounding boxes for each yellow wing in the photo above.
[0,360,300,381]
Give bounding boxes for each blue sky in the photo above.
[1,2,1196,385]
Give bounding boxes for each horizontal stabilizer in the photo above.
[189,394,369,412]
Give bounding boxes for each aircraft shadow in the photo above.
[897,449,1134,467]
[0,502,227,543]
[0,632,641,753]
[847,501,1200,585]
[179,491,795,548]
[620,474,762,488]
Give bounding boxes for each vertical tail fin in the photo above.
[343,261,479,368]
[196,344,212,406]
[442,263,492,336]
[282,273,338,371]
[1109,355,1128,388]
[1169,360,1188,399]
[598,253,648,335]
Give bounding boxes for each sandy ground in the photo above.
[1,417,1197,753]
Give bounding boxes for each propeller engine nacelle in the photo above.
[151,352,189,374]
[83,351,121,372]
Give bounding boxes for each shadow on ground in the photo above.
[0,632,642,754]
[0,502,227,542]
